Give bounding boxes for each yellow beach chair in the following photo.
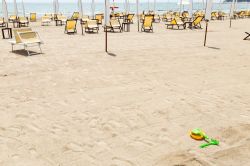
[189,16,203,29]
[65,19,77,34]
[72,12,80,20]
[9,15,17,23]
[30,13,36,22]
[85,19,99,33]
[41,16,51,26]
[18,16,29,27]
[125,14,134,24]
[166,17,184,29]
[141,15,154,32]
[9,28,43,56]
[109,18,122,32]
[95,14,103,24]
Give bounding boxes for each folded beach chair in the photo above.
[0,17,7,27]
[243,32,250,40]
[109,19,122,32]
[95,14,103,25]
[18,16,29,27]
[30,13,36,22]
[141,15,154,32]
[85,19,99,33]
[71,12,80,20]
[9,28,43,56]
[166,17,185,29]
[9,15,17,23]
[41,16,52,26]
[65,19,77,34]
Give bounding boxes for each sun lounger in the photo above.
[18,16,29,27]
[65,19,77,34]
[0,17,7,27]
[41,16,52,26]
[85,19,99,33]
[9,15,17,23]
[162,13,172,22]
[56,15,67,24]
[187,16,203,29]
[125,14,134,24]
[154,14,161,23]
[95,14,103,25]
[72,12,80,20]
[108,19,122,32]
[141,15,154,32]
[30,13,36,22]
[166,17,185,29]
[9,28,43,56]
[243,32,250,40]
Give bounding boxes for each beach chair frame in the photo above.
[0,17,7,27]
[18,16,29,27]
[109,19,122,32]
[166,18,185,29]
[243,32,250,40]
[141,15,154,32]
[85,19,99,33]
[65,19,77,34]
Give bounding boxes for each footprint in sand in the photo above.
[111,157,136,166]
[29,148,38,157]
[64,142,85,152]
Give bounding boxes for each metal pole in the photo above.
[204,21,208,46]
[136,0,139,32]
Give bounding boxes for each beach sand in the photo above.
[0,18,250,166]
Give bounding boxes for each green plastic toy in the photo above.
[190,128,219,148]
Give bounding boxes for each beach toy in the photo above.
[190,128,205,140]
[200,139,219,148]
[190,128,219,148]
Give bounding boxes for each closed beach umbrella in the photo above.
[153,0,156,13]
[125,0,130,14]
[91,0,95,19]
[53,0,59,14]
[13,0,18,16]
[229,0,236,27]
[21,0,25,16]
[179,0,182,14]
[104,0,110,52]
[78,0,83,18]
[189,0,193,17]
[205,0,212,21]
[136,0,139,31]
[2,0,8,22]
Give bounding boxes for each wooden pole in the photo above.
[204,20,208,47]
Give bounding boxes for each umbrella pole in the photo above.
[105,29,108,52]
[204,20,208,47]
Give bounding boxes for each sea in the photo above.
[1,2,250,17]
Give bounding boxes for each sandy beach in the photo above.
[0,18,250,165]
